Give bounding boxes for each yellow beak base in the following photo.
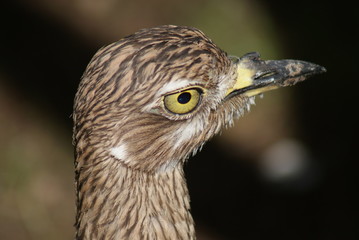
[225,52,326,99]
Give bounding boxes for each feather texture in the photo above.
[73,25,323,239]
[73,25,251,239]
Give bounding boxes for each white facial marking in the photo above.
[110,144,128,161]
[217,74,233,98]
[158,79,192,96]
[172,115,205,149]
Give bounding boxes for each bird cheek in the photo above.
[147,107,162,115]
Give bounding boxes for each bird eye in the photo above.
[164,88,202,114]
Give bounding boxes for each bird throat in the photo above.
[75,162,196,239]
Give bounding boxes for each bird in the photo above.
[73,25,325,240]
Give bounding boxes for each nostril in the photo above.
[254,70,277,80]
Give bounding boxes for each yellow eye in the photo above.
[164,88,202,114]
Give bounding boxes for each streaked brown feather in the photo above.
[73,25,255,239]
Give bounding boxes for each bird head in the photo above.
[73,25,325,173]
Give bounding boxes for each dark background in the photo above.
[0,0,357,239]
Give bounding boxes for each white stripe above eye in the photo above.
[142,78,202,113]
[157,79,192,96]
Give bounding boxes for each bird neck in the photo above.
[75,161,195,239]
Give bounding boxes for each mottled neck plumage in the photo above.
[75,158,195,240]
[73,24,326,240]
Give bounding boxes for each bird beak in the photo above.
[225,52,326,98]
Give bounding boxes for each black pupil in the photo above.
[177,92,191,104]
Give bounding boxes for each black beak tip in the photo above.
[306,63,327,78]
[319,65,327,74]
[279,61,326,87]
[309,63,326,75]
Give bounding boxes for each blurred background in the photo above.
[0,0,357,239]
